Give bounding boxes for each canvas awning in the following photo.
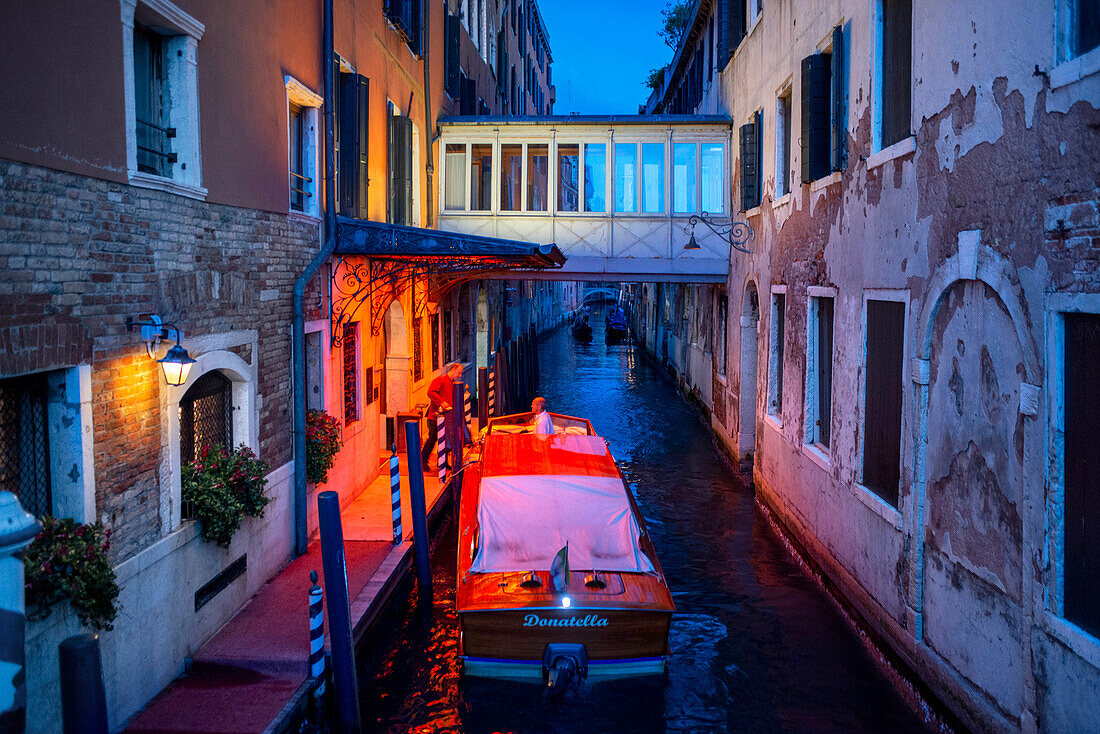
[329,217,565,343]
[469,474,656,575]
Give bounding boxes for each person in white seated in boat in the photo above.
[531,396,554,435]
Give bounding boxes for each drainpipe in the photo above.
[422,1,433,229]
[292,0,337,556]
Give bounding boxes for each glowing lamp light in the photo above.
[158,343,196,386]
[684,230,701,251]
[127,315,194,386]
[561,596,572,609]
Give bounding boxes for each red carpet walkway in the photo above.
[124,457,448,733]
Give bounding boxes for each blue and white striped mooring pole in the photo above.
[464,383,472,438]
[436,413,448,484]
[308,569,326,708]
[389,445,402,544]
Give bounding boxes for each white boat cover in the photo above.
[469,474,655,574]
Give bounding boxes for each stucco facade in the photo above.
[642,1,1100,731]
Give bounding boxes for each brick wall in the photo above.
[0,159,321,560]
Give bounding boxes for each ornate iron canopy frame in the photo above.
[330,218,565,346]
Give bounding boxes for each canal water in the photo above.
[359,314,940,734]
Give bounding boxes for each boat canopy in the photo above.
[470,473,655,574]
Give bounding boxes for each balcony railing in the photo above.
[136,118,177,176]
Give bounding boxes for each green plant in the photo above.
[646,65,667,91]
[306,409,343,484]
[182,444,270,547]
[24,517,120,632]
[658,0,692,49]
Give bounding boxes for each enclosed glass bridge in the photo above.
[437,116,736,283]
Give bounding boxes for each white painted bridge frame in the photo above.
[438,118,736,283]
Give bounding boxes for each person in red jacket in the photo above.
[422,362,463,471]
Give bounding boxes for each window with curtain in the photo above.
[673,143,696,213]
[614,143,637,213]
[500,144,522,210]
[471,143,492,210]
[557,143,579,211]
[445,144,466,210]
[701,143,724,213]
[526,144,548,211]
[642,143,664,214]
[584,143,606,212]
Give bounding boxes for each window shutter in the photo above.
[496,30,506,90]
[401,115,413,224]
[388,107,400,223]
[338,71,359,216]
[355,74,369,218]
[800,53,831,183]
[882,0,912,147]
[445,12,461,97]
[728,0,745,58]
[830,25,846,171]
[754,109,763,206]
[461,76,478,115]
[739,120,757,212]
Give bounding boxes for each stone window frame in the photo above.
[161,334,258,534]
[121,0,207,200]
[774,79,793,201]
[803,286,837,468]
[869,0,914,156]
[765,285,786,430]
[1044,293,1100,659]
[852,288,908,530]
[1051,0,1100,89]
[285,76,323,220]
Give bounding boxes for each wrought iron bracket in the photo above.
[687,212,754,254]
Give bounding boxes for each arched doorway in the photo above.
[382,300,409,449]
[739,283,759,459]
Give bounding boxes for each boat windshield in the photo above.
[487,412,593,436]
[469,473,656,575]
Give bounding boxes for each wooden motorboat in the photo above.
[457,412,674,686]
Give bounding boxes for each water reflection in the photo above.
[360,314,936,733]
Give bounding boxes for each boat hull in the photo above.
[460,607,671,680]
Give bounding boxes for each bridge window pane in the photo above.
[445,144,466,210]
[701,142,724,214]
[557,143,579,211]
[500,144,522,210]
[673,143,696,213]
[615,143,637,213]
[527,144,548,211]
[642,143,664,213]
[471,143,493,210]
[583,143,606,212]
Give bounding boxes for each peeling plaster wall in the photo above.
[681,0,1100,731]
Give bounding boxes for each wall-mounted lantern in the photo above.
[685,212,754,254]
[126,315,195,386]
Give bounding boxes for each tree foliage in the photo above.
[659,0,693,50]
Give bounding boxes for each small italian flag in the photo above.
[550,542,570,591]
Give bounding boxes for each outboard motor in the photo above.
[542,643,588,692]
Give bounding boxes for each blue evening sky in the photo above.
[539,0,676,115]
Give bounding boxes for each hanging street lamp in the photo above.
[126,315,196,386]
[685,212,754,254]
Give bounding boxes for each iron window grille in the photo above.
[180,371,234,520]
[0,375,51,518]
[289,103,313,211]
[343,323,359,424]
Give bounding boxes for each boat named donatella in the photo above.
[456,411,674,686]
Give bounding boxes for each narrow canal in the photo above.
[359,313,941,733]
